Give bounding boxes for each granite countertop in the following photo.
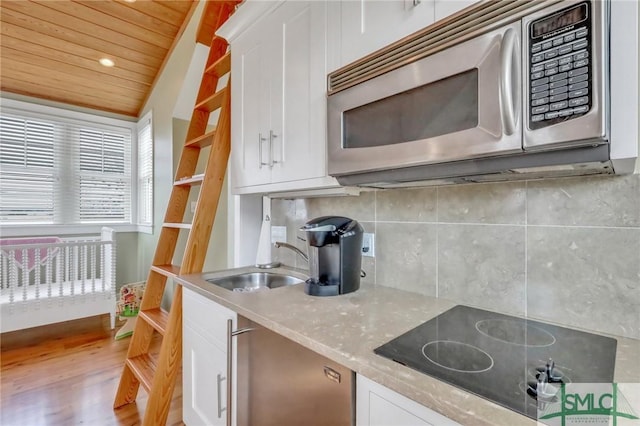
[176,266,640,426]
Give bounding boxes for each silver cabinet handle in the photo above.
[258,133,268,169]
[499,27,521,136]
[216,373,226,419]
[413,0,421,6]
[269,130,278,166]
[226,319,233,426]
[231,326,255,336]
[226,321,256,426]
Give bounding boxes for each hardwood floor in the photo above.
[0,315,183,426]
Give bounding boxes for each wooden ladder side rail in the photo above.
[182,86,231,275]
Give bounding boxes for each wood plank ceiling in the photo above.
[0,0,197,117]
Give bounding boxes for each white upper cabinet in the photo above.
[271,2,328,184]
[328,0,436,72]
[434,0,478,22]
[228,1,338,194]
[232,22,273,188]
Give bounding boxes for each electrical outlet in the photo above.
[362,233,375,258]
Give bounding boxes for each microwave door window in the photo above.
[342,69,479,149]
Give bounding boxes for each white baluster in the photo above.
[46,247,53,304]
[91,244,96,296]
[70,245,75,299]
[100,244,106,293]
[9,249,16,306]
[22,248,28,305]
[1,253,6,290]
[61,246,67,304]
[34,246,41,308]
[81,244,86,296]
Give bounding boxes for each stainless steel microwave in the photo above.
[327,0,636,187]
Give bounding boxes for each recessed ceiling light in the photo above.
[99,58,115,67]
[123,0,136,3]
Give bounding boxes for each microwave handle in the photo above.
[500,27,521,136]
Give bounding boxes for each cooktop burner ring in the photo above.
[475,319,556,347]
[421,340,494,373]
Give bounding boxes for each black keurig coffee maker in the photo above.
[300,216,363,296]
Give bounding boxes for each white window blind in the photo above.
[78,128,130,222]
[137,112,153,226]
[0,105,134,226]
[0,116,56,223]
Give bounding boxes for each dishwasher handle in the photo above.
[231,327,256,337]
[227,321,257,426]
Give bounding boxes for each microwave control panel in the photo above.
[528,2,592,130]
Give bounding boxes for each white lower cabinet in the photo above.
[183,288,237,426]
[357,375,460,426]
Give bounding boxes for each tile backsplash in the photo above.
[270,174,640,340]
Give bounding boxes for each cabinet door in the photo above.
[269,1,328,184]
[231,23,273,188]
[183,289,236,426]
[434,0,477,21]
[184,324,229,426]
[338,0,435,67]
[356,375,460,426]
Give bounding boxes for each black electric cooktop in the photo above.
[374,305,617,419]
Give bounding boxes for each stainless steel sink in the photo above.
[205,272,304,292]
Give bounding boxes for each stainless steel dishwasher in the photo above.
[234,315,354,426]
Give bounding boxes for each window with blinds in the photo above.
[137,112,153,226]
[0,106,138,227]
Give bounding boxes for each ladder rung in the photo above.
[163,223,192,230]
[206,51,231,78]
[185,129,216,148]
[195,87,227,112]
[139,308,169,335]
[175,174,204,186]
[150,264,181,278]
[126,354,157,393]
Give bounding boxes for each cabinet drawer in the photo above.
[356,375,460,426]
[183,288,235,350]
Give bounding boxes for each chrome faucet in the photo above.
[274,241,308,262]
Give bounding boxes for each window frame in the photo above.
[136,111,154,234]
[0,98,152,237]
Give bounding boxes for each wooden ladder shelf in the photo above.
[113,2,238,424]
